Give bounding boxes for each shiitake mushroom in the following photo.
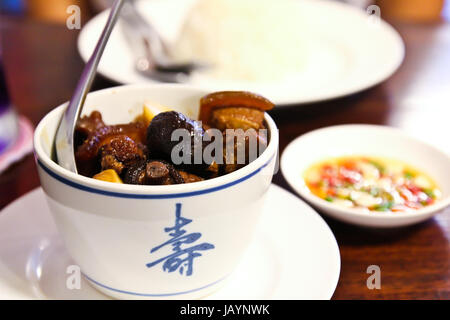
[123,159,147,185]
[146,160,184,185]
[123,159,184,185]
[146,111,212,172]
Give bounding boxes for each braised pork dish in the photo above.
[74,91,274,185]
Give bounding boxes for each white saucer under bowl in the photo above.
[281,125,450,228]
[0,185,340,300]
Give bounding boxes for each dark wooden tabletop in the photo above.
[0,14,449,300]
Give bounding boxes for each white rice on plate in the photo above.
[173,0,307,82]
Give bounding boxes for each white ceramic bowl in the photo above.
[281,125,450,228]
[33,84,278,299]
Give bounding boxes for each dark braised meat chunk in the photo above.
[178,171,204,183]
[146,160,184,185]
[223,130,268,174]
[75,111,105,137]
[146,161,170,185]
[204,161,219,179]
[74,111,105,149]
[123,159,147,185]
[199,91,274,124]
[123,159,184,185]
[74,91,274,185]
[75,116,147,177]
[99,135,144,174]
[209,107,265,131]
[76,122,147,162]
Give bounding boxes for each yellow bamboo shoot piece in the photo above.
[93,169,123,184]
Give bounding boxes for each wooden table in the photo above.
[0,15,449,300]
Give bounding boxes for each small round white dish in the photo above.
[0,185,340,300]
[281,125,450,228]
[77,0,404,105]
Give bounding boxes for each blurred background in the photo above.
[0,0,447,121]
[1,0,448,21]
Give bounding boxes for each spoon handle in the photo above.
[56,0,125,173]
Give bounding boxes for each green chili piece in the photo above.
[404,171,414,179]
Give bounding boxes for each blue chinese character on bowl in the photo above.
[147,203,215,276]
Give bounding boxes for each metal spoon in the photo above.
[121,0,208,82]
[55,0,125,173]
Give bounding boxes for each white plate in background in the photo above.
[0,185,340,299]
[78,0,404,105]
